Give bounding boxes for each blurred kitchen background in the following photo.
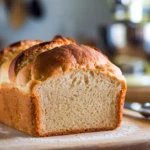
[0,0,150,103]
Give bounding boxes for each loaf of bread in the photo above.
[0,36,126,137]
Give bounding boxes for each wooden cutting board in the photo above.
[0,109,150,150]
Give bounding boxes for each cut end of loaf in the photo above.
[33,70,124,136]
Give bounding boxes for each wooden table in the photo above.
[0,109,150,150]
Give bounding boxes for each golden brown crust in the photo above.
[52,35,76,44]
[0,40,42,65]
[15,44,123,85]
[0,40,42,84]
[0,83,37,136]
[117,79,127,127]
[9,37,76,82]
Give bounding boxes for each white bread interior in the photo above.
[33,70,122,136]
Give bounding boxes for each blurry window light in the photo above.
[129,0,143,23]
[131,103,141,111]
[143,23,150,42]
[143,23,150,54]
[110,23,126,48]
[121,0,130,5]
[115,9,126,20]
